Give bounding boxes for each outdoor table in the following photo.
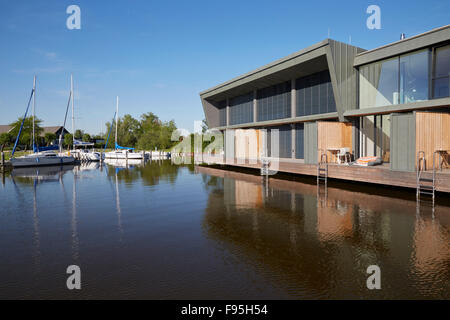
[326,148,341,163]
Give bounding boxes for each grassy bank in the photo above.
[2,151,34,161]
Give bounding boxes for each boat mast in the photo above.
[115,96,119,150]
[71,74,74,148]
[32,75,36,152]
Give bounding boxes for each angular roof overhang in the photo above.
[200,39,366,127]
[200,40,330,102]
[354,25,450,67]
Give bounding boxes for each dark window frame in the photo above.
[432,42,450,99]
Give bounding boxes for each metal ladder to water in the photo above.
[317,152,328,186]
[416,151,437,201]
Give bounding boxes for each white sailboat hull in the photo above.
[71,150,103,161]
[10,152,76,168]
[104,150,143,160]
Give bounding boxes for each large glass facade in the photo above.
[433,45,450,98]
[399,50,429,104]
[257,82,291,122]
[218,100,227,127]
[359,49,430,108]
[359,57,399,108]
[295,123,304,159]
[229,92,254,125]
[296,70,336,116]
[266,125,292,159]
[359,115,391,162]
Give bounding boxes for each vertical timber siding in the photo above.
[416,112,450,169]
[317,121,353,162]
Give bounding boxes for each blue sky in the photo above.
[0,0,448,134]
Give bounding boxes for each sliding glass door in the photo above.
[359,115,391,162]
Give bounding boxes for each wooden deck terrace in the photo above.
[198,155,450,194]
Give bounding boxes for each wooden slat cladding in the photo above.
[235,129,262,161]
[416,112,450,169]
[317,121,353,162]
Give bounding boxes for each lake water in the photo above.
[0,160,449,299]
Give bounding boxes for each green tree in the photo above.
[74,129,84,140]
[8,117,43,150]
[64,133,73,148]
[118,114,141,147]
[137,112,161,150]
[82,133,91,142]
[104,112,177,151]
[104,120,116,149]
[0,132,13,152]
[0,132,12,148]
[44,132,57,146]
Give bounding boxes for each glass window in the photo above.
[359,49,433,108]
[257,82,291,122]
[359,57,399,108]
[359,115,390,162]
[266,125,292,158]
[218,100,227,127]
[399,49,429,104]
[295,123,304,159]
[229,92,253,125]
[433,45,450,98]
[296,70,335,116]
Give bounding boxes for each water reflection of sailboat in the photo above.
[74,161,100,172]
[31,178,41,271]
[114,166,123,239]
[104,158,144,168]
[71,170,79,261]
[11,165,74,183]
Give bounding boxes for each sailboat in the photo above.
[10,76,75,168]
[68,75,102,162]
[104,96,143,160]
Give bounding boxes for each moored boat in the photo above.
[10,76,75,168]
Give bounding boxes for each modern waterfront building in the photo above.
[199,25,450,193]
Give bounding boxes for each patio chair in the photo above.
[337,148,351,164]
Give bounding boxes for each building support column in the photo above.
[226,98,230,126]
[291,78,296,118]
[253,89,257,123]
[291,79,296,159]
[291,124,296,159]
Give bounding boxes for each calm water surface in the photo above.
[0,160,449,299]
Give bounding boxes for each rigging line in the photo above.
[12,88,34,157]
[104,112,116,152]
[59,90,72,152]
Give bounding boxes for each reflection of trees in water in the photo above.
[106,160,191,187]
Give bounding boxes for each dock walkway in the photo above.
[198,155,450,193]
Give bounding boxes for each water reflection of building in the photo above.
[197,165,450,299]
[412,216,450,297]
[317,197,353,240]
